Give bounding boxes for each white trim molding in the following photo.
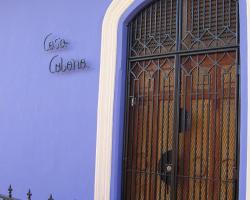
[94,0,134,199]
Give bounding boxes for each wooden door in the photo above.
[123,58,176,200]
[177,52,238,200]
[122,0,239,199]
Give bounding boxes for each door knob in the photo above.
[165,165,172,172]
[158,150,172,185]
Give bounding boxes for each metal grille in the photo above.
[122,0,239,199]
[129,0,177,57]
[181,0,238,50]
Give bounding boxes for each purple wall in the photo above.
[111,0,248,199]
[239,0,248,199]
[0,0,248,199]
[0,0,111,199]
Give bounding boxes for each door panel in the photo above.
[177,52,238,200]
[122,0,239,199]
[123,58,176,200]
[123,52,238,200]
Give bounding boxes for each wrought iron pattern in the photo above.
[0,185,54,200]
[122,0,239,200]
[128,0,238,59]
[129,0,177,57]
[181,0,238,50]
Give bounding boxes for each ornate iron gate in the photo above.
[122,0,239,199]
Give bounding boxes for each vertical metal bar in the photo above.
[236,0,239,45]
[198,67,205,200]
[159,68,166,200]
[135,18,138,40]
[153,59,161,199]
[170,0,173,35]
[181,73,188,200]
[128,77,136,200]
[122,24,133,200]
[122,77,130,200]
[154,2,157,36]
[129,23,133,58]
[222,0,225,26]
[124,22,137,195]
[225,72,232,200]
[144,75,151,200]
[235,48,240,200]
[144,8,147,56]
[172,0,183,198]
[186,0,189,32]
[192,63,200,200]
[164,72,172,199]
[218,70,225,200]
[140,11,143,40]
[191,0,194,31]
[209,0,212,29]
[159,0,162,53]
[138,62,146,200]
[148,76,155,200]
[172,56,181,200]
[143,77,152,199]
[126,70,135,200]
[197,0,201,46]
[187,75,193,199]
[203,0,206,29]
[229,0,231,27]
[131,78,140,200]
[211,62,218,200]
[165,0,168,34]
[205,73,211,200]
[215,0,218,46]
[150,4,152,36]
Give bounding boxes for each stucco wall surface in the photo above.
[0,0,111,199]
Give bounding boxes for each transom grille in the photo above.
[129,0,238,59]
[181,0,238,50]
[129,0,177,57]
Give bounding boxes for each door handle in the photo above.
[179,108,191,132]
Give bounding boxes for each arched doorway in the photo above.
[122,0,240,199]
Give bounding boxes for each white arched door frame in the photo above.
[94,0,250,199]
[94,1,135,199]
